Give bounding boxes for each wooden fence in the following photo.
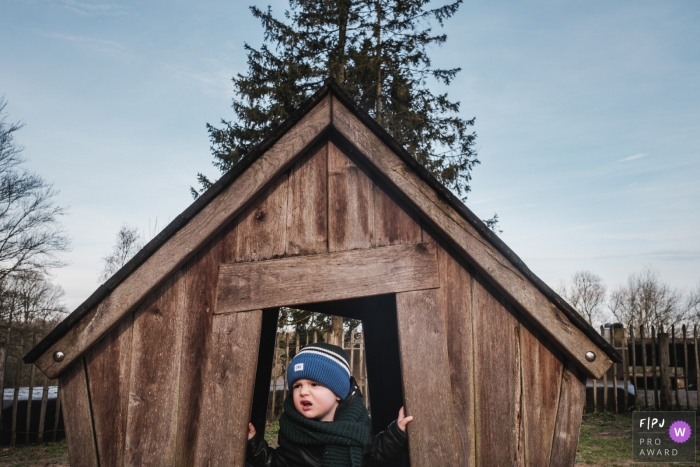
[267,329,369,420]
[589,323,700,413]
[0,327,64,447]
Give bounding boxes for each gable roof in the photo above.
[26,79,621,379]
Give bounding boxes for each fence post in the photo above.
[695,325,700,410]
[629,325,639,409]
[25,333,37,444]
[0,328,11,434]
[658,326,673,410]
[682,325,690,410]
[11,333,24,447]
[610,330,618,413]
[651,326,659,409]
[283,332,290,403]
[52,383,61,442]
[622,328,629,412]
[37,374,49,443]
[672,325,680,409]
[270,331,280,420]
[640,326,649,408]
[601,326,608,412]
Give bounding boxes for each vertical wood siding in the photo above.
[77,139,582,466]
[85,314,133,467]
[124,270,186,466]
[60,359,99,467]
[472,277,521,466]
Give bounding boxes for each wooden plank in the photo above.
[216,242,440,314]
[37,373,49,443]
[328,141,373,252]
[373,182,422,247]
[173,238,223,466]
[396,289,459,467]
[331,96,612,379]
[519,317,564,467]
[11,333,23,448]
[0,329,8,434]
[236,174,288,262]
[25,334,37,445]
[438,246,475,467]
[549,361,587,467]
[124,270,186,466]
[471,278,520,467]
[286,143,328,256]
[35,95,331,379]
[194,311,263,467]
[84,314,133,467]
[59,359,99,467]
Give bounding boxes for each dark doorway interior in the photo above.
[248,294,408,466]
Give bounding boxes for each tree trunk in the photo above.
[329,316,344,347]
[374,0,382,124]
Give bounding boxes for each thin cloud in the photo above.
[617,153,647,162]
[58,0,130,16]
[44,32,136,63]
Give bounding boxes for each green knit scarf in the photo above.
[279,396,370,467]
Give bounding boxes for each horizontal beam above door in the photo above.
[215,242,440,314]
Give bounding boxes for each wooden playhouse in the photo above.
[25,80,620,467]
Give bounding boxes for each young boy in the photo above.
[246,343,412,467]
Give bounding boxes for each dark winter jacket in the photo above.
[246,382,407,467]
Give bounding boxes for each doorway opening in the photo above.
[249,294,407,465]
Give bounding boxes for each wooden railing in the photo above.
[589,323,700,412]
[0,327,64,446]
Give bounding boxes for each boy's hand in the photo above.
[397,406,413,432]
[248,423,256,440]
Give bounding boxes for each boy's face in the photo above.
[292,379,341,422]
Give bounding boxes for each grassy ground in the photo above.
[0,439,68,467]
[576,412,700,466]
[0,414,697,466]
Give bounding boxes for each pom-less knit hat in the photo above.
[287,343,351,400]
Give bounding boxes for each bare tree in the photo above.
[608,267,688,331]
[560,270,607,326]
[0,270,67,325]
[688,283,700,322]
[99,224,143,282]
[0,97,70,283]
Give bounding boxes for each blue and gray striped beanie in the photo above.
[287,343,351,400]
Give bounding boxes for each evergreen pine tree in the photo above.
[197,0,480,201]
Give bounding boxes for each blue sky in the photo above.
[1,0,698,311]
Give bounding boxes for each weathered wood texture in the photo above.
[438,246,475,467]
[216,242,439,314]
[85,314,133,467]
[173,236,225,466]
[396,289,459,467]
[328,141,374,252]
[287,143,328,256]
[472,278,521,467]
[519,317,564,467]
[124,270,186,466]
[59,359,98,467]
[194,311,263,467]
[331,95,611,379]
[35,95,331,379]
[373,182,422,247]
[236,175,288,262]
[549,361,587,467]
